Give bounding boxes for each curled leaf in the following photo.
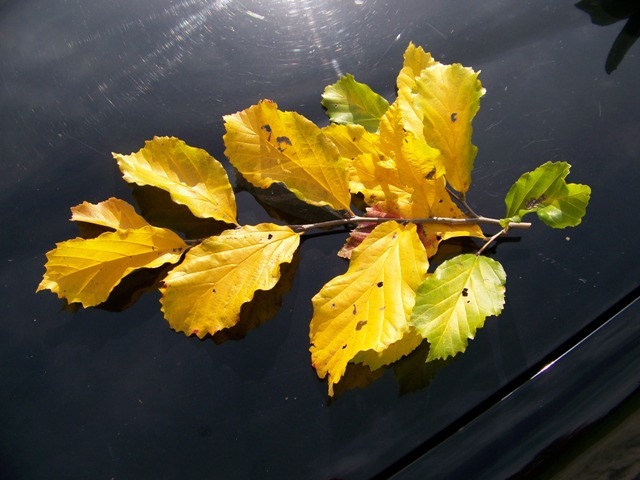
[410,254,506,361]
[396,42,439,93]
[113,136,238,225]
[321,74,390,132]
[398,56,485,194]
[502,161,591,228]
[160,224,300,339]
[70,197,150,231]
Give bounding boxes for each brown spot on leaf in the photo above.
[462,287,469,297]
[356,320,367,331]
[276,136,292,151]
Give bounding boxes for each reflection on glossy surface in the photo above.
[2,0,640,478]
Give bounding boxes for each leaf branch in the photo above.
[446,185,480,218]
[476,227,509,256]
[289,215,530,234]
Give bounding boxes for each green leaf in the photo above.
[321,74,390,132]
[410,254,506,361]
[502,161,591,228]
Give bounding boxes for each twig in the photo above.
[289,215,530,234]
[446,185,480,218]
[476,227,509,256]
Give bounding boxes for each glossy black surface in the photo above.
[2,1,639,479]
[390,295,640,479]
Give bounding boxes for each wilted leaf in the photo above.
[160,224,300,338]
[223,100,352,212]
[398,60,485,194]
[321,74,390,132]
[37,226,187,307]
[502,161,591,228]
[70,197,150,230]
[310,221,428,395]
[410,254,506,361]
[113,136,238,225]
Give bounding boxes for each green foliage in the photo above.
[502,161,592,228]
[410,255,506,361]
[37,43,591,397]
[321,74,390,132]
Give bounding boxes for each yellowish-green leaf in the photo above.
[37,226,187,307]
[113,136,238,225]
[223,100,352,212]
[410,254,506,361]
[160,223,300,339]
[503,161,591,228]
[70,197,150,230]
[321,74,390,132]
[398,62,485,194]
[310,221,428,395]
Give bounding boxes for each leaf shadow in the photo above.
[329,340,454,400]
[131,185,233,239]
[211,249,301,344]
[234,171,346,225]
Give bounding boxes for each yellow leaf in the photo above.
[395,43,439,142]
[223,100,352,212]
[37,226,187,307]
[344,102,443,219]
[160,224,300,338]
[310,221,428,395]
[348,153,412,211]
[396,42,439,94]
[398,61,485,194]
[70,197,150,230]
[420,178,485,256]
[113,136,238,225]
[321,123,379,160]
[353,327,424,371]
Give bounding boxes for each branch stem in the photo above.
[476,227,509,256]
[289,215,530,234]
